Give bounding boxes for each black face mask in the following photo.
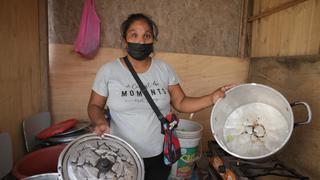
[127,42,153,61]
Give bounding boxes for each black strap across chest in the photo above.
[123,56,167,126]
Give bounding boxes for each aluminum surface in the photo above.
[58,133,144,180]
[22,173,59,180]
[52,121,90,137]
[210,83,294,160]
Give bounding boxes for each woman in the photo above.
[88,13,234,180]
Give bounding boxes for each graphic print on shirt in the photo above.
[121,80,168,104]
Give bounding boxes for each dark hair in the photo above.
[121,13,159,41]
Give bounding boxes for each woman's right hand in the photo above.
[93,121,110,136]
[88,91,109,136]
[210,84,237,104]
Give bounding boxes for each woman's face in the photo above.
[126,20,153,44]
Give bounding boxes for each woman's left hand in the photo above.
[211,84,238,104]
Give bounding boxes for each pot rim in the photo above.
[21,173,59,180]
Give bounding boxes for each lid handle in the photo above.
[96,158,113,173]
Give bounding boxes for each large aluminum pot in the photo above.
[210,83,312,160]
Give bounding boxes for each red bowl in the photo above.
[12,144,66,179]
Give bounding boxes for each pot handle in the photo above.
[290,101,312,127]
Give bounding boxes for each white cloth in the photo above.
[92,58,180,158]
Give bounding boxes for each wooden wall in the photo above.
[251,0,320,57]
[249,56,320,180]
[0,0,48,161]
[249,0,320,179]
[49,44,249,151]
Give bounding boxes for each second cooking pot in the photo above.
[210,83,311,160]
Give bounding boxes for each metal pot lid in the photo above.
[58,133,144,180]
[52,121,90,137]
[36,119,78,140]
[46,130,90,144]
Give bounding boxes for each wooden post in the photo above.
[248,0,308,22]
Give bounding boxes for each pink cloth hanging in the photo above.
[74,0,100,59]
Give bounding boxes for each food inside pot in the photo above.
[223,102,290,157]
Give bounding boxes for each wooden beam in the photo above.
[238,0,249,58]
[248,0,308,22]
[39,0,50,112]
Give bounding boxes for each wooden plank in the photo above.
[238,0,250,58]
[245,0,254,58]
[248,55,320,179]
[251,0,320,57]
[0,0,45,161]
[307,0,320,54]
[49,44,250,151]
[248,0,308,22]
[39,0,49,112]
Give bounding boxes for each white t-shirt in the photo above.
[92,58,180,158]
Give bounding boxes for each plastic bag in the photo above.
[74,0,100,59]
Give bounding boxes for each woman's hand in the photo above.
[211,84,237,104]
[93,121,110,136]
[88,91,109,136]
